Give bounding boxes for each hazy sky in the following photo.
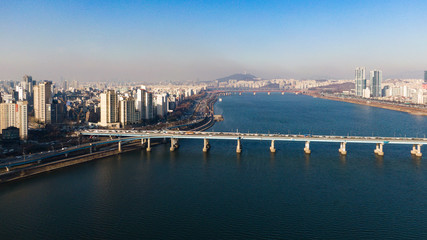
[1,0,426,82]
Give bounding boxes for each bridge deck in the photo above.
[80,130,427,145]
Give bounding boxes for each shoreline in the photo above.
[306,93,427,116]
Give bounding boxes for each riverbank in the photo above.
[307,93,427,116]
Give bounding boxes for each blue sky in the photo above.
[1,0,426,82]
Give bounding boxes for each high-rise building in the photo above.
[0,101,28,139]
[424,71,427,83]
[370,70,382,97]
[99,90,119,127]
[144,92,154,120]
[355,67,366,96]
[33,81,52,124]
[63,80,69,91]
[154,93,168,118]
[22,75,33,94]
[135,88,146,120]
[119,97,138,127]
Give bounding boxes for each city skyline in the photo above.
[1,0,426,82]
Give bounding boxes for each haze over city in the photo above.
[1,0,426,82]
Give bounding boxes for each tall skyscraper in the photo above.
[424,71,427,83]
[22,75,33,94]
[144,92,154,120]
[355,67,366,96]
[100,90,118,127]
[33,81,52,124]
[63,80,69,91]
[135,88,146,120]
[0,101,28,139]
[370,70,382,97]
[20,75,34,104]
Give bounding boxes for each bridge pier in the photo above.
[411,144,422,157]
[118,141,122,152]
[236,138,242,153]
[304,141,311,154]
[203,138,210,152]
[339,142,347,155]
[170,138,179,152]
[374,143,384,156]
[411,144,416,155]
[89,143,93,154]
[5,166,9,172]
[146,138,151,152]
[270,140,276,153]
[141,138,145,146]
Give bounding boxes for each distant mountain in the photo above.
[216,73,258,82]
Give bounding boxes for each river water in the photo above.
[1,93,427,239]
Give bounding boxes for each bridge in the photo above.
[0,137,143,171]
[2,129,425,173]
[79,129,426,157]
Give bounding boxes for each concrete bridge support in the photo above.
[374,143,384,156]
[203,138,210,152]
[339,142,347,155]
[118,141,122,152]
[146,138,151,152]
[304,141,311,154]
[236,138,242,154]
[170,138,179,152]
[141,138,145,146]
[89,143,93,154]
[411,144,422,157]
[270,140,276,153]
[5,166,9,172]
[411,144,416,155]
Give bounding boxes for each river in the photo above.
[1,93,426,239]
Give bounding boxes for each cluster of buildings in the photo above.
[0,75,206,140]
[98,85,203,128]
[354,67,383,98]
[212,77,351,90]
[0,76,57,140]
[353,68,427,104]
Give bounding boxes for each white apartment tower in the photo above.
[119,97,138,127]
[155,93,168,118]
[370,70,382,97]
[33,81,52,124]
[135,88,146,120]
[355,67,366,97]
[0,101,28,139]
[100,90,118,126]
